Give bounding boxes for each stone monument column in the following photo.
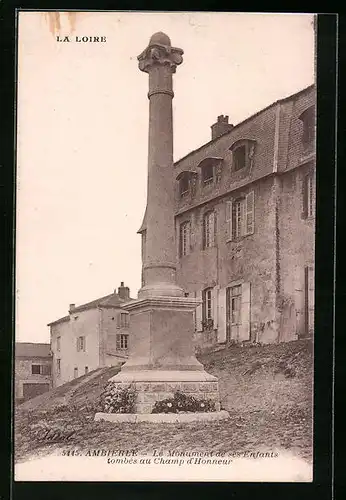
[138,31,184,299]
[104,33,226,419]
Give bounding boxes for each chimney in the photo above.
[211,115,234,140]
[117,281,130,300]
[69,303,76,311]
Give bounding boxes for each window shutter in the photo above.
[76,337,79,352]
[226,201,233,241]
[209,212,215,246]
[218,287,227,342]
[196,290,203,332]
[212,286,218,328]
[239,282,251,341]
[301,176,308,219]
[245,191,254,235]
[116,313,121,328]
[83,336,86,351]
[308,266,314,335]
[187,221,191,253]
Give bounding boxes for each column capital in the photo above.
[138,37,183,74]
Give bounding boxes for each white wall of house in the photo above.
[50,308,101,387]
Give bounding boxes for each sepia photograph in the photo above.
[14,11,317,482]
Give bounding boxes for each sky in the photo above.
[16,11,315,343]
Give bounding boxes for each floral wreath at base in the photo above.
[151,390,216,414]
[98,382,137,414]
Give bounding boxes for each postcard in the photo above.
[14,11,319,482]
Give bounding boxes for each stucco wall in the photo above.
[50,308,101,387]
[15,357,52,399]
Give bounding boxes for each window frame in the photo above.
[230,139,256,173]
[31,364,41,375]
[202,287,214,330]
[233,144,247,171]
[302,171,314,219]
[179,173,190,197]
[226,190,255,242]
[56,358,61,376]
[203,210,216,249]
[76,335,86,352]
[120,312,129,328]
[57,336,61,352]
[299,106,315,148]
[116,333,129,350]
[179,220,191,257]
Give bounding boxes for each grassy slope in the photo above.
[15,339,313,463]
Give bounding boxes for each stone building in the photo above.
[139,84,315,349]
[15,342,52,403]
[48,282,132,387]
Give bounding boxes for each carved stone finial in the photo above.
[138,34,183,73]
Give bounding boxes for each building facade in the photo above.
[139,85,316,349]
[15,343,53,403]
[48,282,132,387]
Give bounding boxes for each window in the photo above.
[233,145,246,171]
[76,336,86,352]
[230,285,242,325]
[120,313,129,328]
[302,173,314,219]
[299,107,315,147]
[32,364,41,375]
[202,288,213,330]
[230,140,256,172]
[179,174,190,197]
[41,364,52,376]
[116,334,129,350]
[179,221,191,257]
[226,191,254,241]
[57,336,61,352]
[57,359,61,376]
[74,367,78,379]
[202,164,214,184]
[203,211,215,249]
[85,366,89,375]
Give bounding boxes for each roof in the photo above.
[47,291,133,327]
[174,84,315,166]
[15,342,51,358]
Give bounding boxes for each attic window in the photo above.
[202,164,214,184]
[299,106,315,147]
[179,173,190,196]
[197,157,223,187]
[233,145,246,171]
[176,171,197,198]
[230,139,256,172]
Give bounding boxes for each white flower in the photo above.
[167,402,172,407]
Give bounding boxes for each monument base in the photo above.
[108,370,222,413]
[94,410,229,423]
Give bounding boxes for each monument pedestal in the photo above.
[108,296,223,414]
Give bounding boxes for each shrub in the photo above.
[151,390,216,414]
[97,383,137,414]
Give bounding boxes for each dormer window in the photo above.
[180,174,189,196]
[197,157,223,187]
[202,164,214,184]
[233,145,246,171]
[176,171,198,199]
[299,106,315,148]
[230,139,256,172]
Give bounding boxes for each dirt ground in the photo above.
[15,339,313,463]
